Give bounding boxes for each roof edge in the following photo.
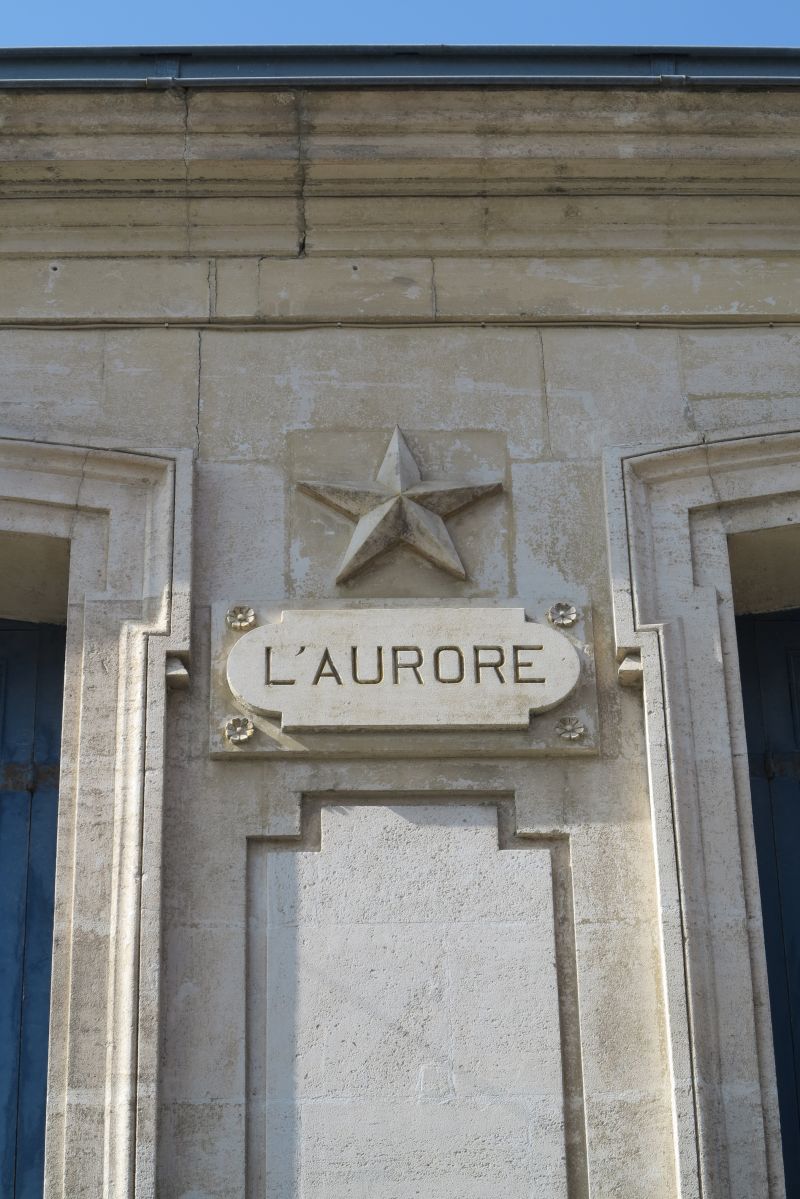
[1,45,800,88]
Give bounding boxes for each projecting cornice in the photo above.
[3,86,800,198]
[3,87,800,262]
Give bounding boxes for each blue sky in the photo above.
[2,0,799,49]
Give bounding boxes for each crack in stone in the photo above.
[295,90,308,257]
[195,329,202,459]
[181,89,192,257]
[538,327,554,458]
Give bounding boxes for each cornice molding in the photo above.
[3,87,800,198]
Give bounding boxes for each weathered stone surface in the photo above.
[512,461,608,600]
[433,255,800,320]
[0,329,199,447]
[681,329,800,400]
[194,461,287,604]
[0,257,211,319]
[306,194,800,257]
[7,86,800,197]
[198,326,547,462]
[0,197,299,256]
[218,256,435,320]
[542,328,691,457]
[681,329,800,432]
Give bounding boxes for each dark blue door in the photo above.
[738,609,800,1196]
[0,620,65,1199]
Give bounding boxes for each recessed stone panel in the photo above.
[247,802,568,1198]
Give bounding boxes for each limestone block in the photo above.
[306,194,800,257]
[590,612,646,764]
[8,87,800,196]
[160,923,245,1104]
[280,1099,564,1198]
[0,257,210,319]
[198,327,546,462]
[0,197,299,256]
[0,329,102,437]
[0,329,199,448]
[0,84,296,191]
[297,83,800,139]
[297,85,800,193]
[693,914,771,1084]
[569,820,656,925]
[432,256,800,320]
[682,329,800,399]
[158,1100,245,1199]
[541,328,691,457]
[512,755,649,829]
[718,1079,778,1199]
[0,147,187,189]
[583,1093,677,1199]
[163,758,267,928]
[0,87,188,140]
[305,196,488,255]
[511,461,607,600]
[213,258,260,318]
[60,930,111,1084]
[186,87,299,134]
[0,198,187,255]
[103,330,200,445]
[189,198,299,255]
[482,195,800,256]
[188,148,299,189]
[194,462,286,604]
[166,606,235,769]
[58,1105,106,1199]
[216,257,434,320]
[576,918,668,1096]
[681,329,800,432]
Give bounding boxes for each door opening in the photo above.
[737,608,800,1196]
[0,619,65,1198]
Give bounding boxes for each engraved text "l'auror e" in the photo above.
[226,608,582,731]
[265,644,545,687]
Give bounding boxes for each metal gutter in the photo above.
[0,45,800,88]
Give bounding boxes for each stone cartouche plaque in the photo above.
[211,600,597,757]
[226,607,580,732]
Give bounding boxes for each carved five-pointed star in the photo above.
[298,427,503,583]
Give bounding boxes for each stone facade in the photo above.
[1,79,799,1198]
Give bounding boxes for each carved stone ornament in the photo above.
[297,426,503,583]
